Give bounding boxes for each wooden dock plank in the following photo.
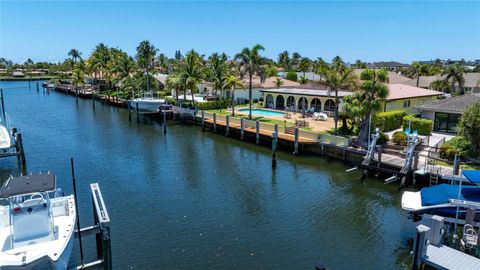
[424,244,480,270]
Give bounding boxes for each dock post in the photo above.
[213,113,217,133]
[274,124,278,134]
[163,111,167,134]
[377,145,382,168]
[201,110,205,131]
[240,118,244,140]
[255,120,260,144]
[136,103,139,123]
[272,131,278,168]
[28,80,31,90]
[36,82,39,92]
[92,92,96,111]
[412,224,430,270]
[226,115,230,136]
[0,88,5,120]
[321,144,325,156]
[16,133,26,166]
[293,127,299,155]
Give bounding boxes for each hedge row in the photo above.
[373,110,407,131]
[198,99,230,111]
[402,115,433,135]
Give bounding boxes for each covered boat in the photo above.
[128,92,165,112]
[0,125,11,151]
[402,170,480,221]
[0,173,76,269]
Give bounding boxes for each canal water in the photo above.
[0,81,414,269]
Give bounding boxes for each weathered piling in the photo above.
[255,120,260,144]
[225,115,230,136]
[36,82,39,92]
[201,110,205,131]
[14,133,26,166]
[293,127,299,155]
[0,88,5,120]
[136,103,139,123]
[412,225,430,270]
[377,146,382,168]
[163,111,167,134]
[272,131,278,168]
[240,118,244,140]
[213,113,217,132]
[92,92,96,111]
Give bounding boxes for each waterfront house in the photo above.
[404,72,480,93]
[415,93,480,133]
[12,71,25,77]
[260,83,442,115]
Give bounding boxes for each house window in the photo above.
[403,100,411,108]
[434,112,461,133]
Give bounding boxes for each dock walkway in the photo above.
[424,244,480,270]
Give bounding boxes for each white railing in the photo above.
[318,133,351,146]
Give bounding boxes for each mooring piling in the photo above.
[201,110,205,131]
[225,115,230,136]
[240,118,244,140]
[272,131,278,168]
[36,82,39,92]
[92,92,96,111]
[136,103,139,123]
[0,88,5,120]
[71,158,85,266]
[213,113,217,132]
[293,127,299,155]
[163,111,167,134]
[255,120,260,144]
[14,133,26,166]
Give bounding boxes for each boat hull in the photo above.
[129,99,165,112]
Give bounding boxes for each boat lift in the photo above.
[345,128,380,174]
[385,131,419,185]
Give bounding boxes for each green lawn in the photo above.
[431,160,480,170]
[206,109,295,127]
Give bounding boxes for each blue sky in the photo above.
[1,0,479,64]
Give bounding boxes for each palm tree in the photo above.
[165,72,184,100]
[411,61,430,87]
[274,77,284,89]
[443,64,465,94]
[71,68,85,96]
[157,53,170,74]
[223,75,245,116]
[179,50,204,103]
[135,40,157,93]
[331,56,345,72]
[208,53,227,98]
[429,80,451,92]
[319,66,357,133]
[235,44,267,120]
[298,57,311,77]
[278,51,291,70]
[355,69,389,148]
[68,49,82,64]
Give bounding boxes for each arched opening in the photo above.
[265,94,274,108]
[298,97,308,110]
[275,95,285,109]
[286,96,295,109]
[324,99,336,112]
[311,98,321,112]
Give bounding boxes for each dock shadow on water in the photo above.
[0,81,414,270]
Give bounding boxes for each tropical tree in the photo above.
[223,75,245,116]
[355,69,389,148]
[429,80,451,92]
[179,50,204,103]
[71,68,85,95]
[278,51,291,70]
[135,40,157,93]
[68,49,82,64]
[353,59,367,69]
[111,51,136,99]
[164,72,184,100]
[410,61,430,87]
[298,57,311,77]
[331,56,345,73]
[208,53,227,98]
[318,65,357,133]
[235,44,267,119]
[443,64,465,94]
[156,53,170,74]
[87,43,110,84]
[291,52,301,70]
[274,77,284,89]
[458,100,480,157]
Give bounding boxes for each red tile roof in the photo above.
[387,83,442,101]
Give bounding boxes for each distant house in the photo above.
[415,93,480,133]
[26,71,47,76]
[404,73,480,93]
[12,71,25,77]
[259,83,442,115]
[371,61,410,71]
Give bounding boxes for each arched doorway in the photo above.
[275,95,285,109]
[265,94,274,108]
[298,97,308,111]
[311,98,321,112]
[286,96,295,110]
[324,99,336,112]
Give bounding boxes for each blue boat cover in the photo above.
[463,170,480,185]
[421,184,480,206]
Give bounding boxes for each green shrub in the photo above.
[198,99,230,111]
[392,131,407,146]
[286,71,298,82]
[377,131,389,145]
[439,136,473,159]
[402,115,433,135]
[373,110,407,131]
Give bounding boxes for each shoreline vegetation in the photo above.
[0,76,56,81]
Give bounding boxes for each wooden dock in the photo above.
[424,244,480,270]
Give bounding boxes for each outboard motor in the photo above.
[54,188,64,198]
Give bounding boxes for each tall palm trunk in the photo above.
[334,89,339,134]
[231,87,235,116]
[416,76,420,87]
[249,73,253,120]
[191,87,195,106]
[183,89,187,100]
[146,66,150,92]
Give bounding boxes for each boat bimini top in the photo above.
[0,173,56,199]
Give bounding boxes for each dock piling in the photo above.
[136,103,139,123]
[213,113,217,132]
[377,146,382,168]
[92,92,96,111]
[272,131,278,168]
[36,82,39,92]
[412,225,430,270]
[0,88,5,120]
[14,133,26,166]
[163,111,167,134]
[293,127,299,155]
[226,115,230,136]
[255,120,260,144]
[201,110,205,131]
[274,124,278,134]
[240,118,244,140]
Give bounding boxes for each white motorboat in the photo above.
[0,173,76,269]
[0,125,11,151]
[129,92,165,112]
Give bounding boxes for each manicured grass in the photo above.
[206,109,295,127]
[431,160,480,170]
